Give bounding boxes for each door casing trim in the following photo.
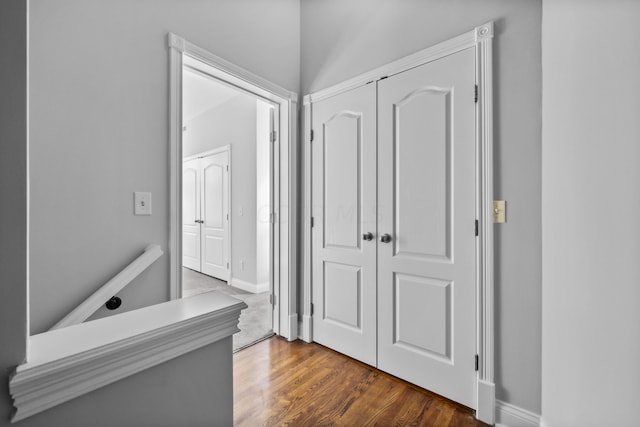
[301,22,495,424]
[168,33,299,340]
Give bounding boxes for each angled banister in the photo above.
[50,244,164,331]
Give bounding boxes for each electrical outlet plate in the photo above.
[493,200,505,223]
[134,192,152,215]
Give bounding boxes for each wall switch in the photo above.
[134,192,152,215]
[493,200,506,223]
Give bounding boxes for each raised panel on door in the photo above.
[201,151,230,281]
[182,159,201,271]
[377,47,477,407]
[312,83,377,365]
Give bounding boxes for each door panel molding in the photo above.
[392,273,452,362]
[392,87,452,262]
[322,111,363,252]
[323,261,362,331]
[303,22,495,424]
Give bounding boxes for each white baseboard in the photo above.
[477,379,495,425]
[230,278,269,294]
[286,314,298,341]
[299,314,312,343]
[495,400,541,427]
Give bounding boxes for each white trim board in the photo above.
[168,33,299,340]
[474,21,495,426]
[301,22,495,424]
[303,23,493,105]
[231,278,269,294]
[495,400,542,427]
[168,34,297,102]
[10,291,246,422]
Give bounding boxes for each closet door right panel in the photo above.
[201,151,230,282]
[377,47,477,407]
[183,158,201,271]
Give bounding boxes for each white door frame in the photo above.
[183,145,232,282]
[168,33,299,340]
[302,23,495,424]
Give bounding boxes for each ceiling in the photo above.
[182,69,242,123]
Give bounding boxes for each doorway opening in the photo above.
[180,61,276,351]
[169,33,299,342]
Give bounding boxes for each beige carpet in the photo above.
[182,268,273,351]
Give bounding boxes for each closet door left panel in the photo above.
[183,158,202,271]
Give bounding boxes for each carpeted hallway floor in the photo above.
[182,268,273,351]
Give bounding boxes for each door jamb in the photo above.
[168,33,299,340]
[301,22,495,424]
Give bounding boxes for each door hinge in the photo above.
[310,303,314,316]
[270,130,277,143]
[310,129,314,142]
[226,262,229,269]
[475,354,479,371]
[226,165,229,171]
[227,213,229,220]
[475,219,479,236]
[270,212,277,224]
[474,85,478,103]
[311,217,314,228]
[270,294,276,305]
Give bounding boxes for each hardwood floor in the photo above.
[233,337,490,427]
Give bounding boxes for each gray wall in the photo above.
[11,338,234,427]
[541,1,640,425]
[0,0,29,425]
[300,0,543,414]
[28,0,300,334]
[183,94,260,285]
[0,0,299,424]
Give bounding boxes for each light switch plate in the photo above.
[134,192,152,215]
[493,200,506,223]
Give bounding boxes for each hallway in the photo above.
[183,268,272,351]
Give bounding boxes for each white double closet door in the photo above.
[311,48,477,407]
[183,150,230,282]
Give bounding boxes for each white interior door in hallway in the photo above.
[183,148,230,282]
[311,47,477,407]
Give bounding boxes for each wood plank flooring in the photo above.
[234,337,490,427]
